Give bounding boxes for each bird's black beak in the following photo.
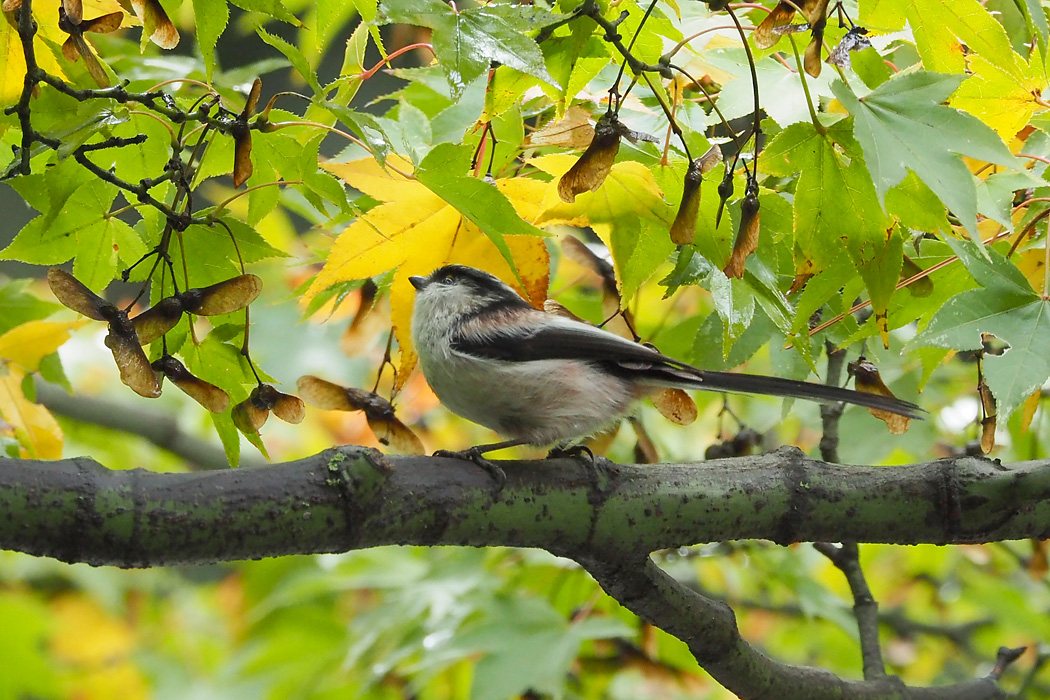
[409,276,425,290]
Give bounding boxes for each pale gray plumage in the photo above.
[409,264,922,448]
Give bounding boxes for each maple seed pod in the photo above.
[848,358,911,435]
[63,0,83,24]
[562,236,617,297]
[753,2,795,48]
[58,6,123,88]
[670,159,704,245]
[115,0,179,48]
[255,383,306,425]
[724,179,760,279]
[543,299,587,323]
[152,355,229,413]
[651,388,697,425]
[184,274,264,315]
[977,372,997,454]
[233,78,263,187]
[233,383,305,434]
[669,144,723,244]
[297,375,424,454]
[558,113,624,203]
[525,105,596,149]
[803,16,827,78]
[131,296,183,345]
[104,331,162,398]
[754,0,831,50]
[132,274,263,344]
[47,267,161,398]
[232,397,268,433]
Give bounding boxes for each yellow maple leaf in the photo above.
[306,157,549,389]
[0,4,70,107]
[531,154,676,300]
[51,593,148,700]
[1016,245,1047,294]
[0,319,84,371]
[532,154,675,228]
[0,364,62,459]
[951,50,1049,141]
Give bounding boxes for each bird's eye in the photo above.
[440,276,455,286]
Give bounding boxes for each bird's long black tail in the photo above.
[679,369,924,419]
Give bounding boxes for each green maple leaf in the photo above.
[378,0,560,96]
[832,72,1019,236]
[763,120,899,324]
[909,238,1050,418]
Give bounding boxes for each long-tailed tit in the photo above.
[410,265,921,480]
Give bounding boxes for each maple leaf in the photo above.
[1,2,70,106]
[832,72,1019,238]
[951,50,1049,142]
[531,154,676,302]
[0,318,83,458]
[304,154,549,389]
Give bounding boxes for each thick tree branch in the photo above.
[680,576,992,653]
[0,447,1038,699]
[1,446,1048,565]
[34,380,262,470]
[581,554,1007,700]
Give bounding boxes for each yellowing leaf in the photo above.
[0,365,62,459]
[51,593,135,665]
[51,593,149,700]
[1017,245,1048,296]
[494,176,548,228]
[321,154,419,203]
[305,192,455,296]
[951,51,1049,141]
[1,5,70,107]
[0,319,84,371]
[908,0,1018,75]
[83,0,133,20]
[307,157,549,389]
[1021,387,1040,433]
[532,154,674,227]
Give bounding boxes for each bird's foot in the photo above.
[547,444,607,487]
[434,447,507,490]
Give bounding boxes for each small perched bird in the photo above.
[409,265,921,480]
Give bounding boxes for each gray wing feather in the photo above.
[451,314,923,419]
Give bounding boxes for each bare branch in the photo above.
[34,380,262,470]
[581,554,1006,700]
[815,542,887,678]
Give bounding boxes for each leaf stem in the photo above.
[806,227,1018,339]
[358,43,436,80]
[788,34,824,134]
[210,180,303,217]
[265,120,413,179]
